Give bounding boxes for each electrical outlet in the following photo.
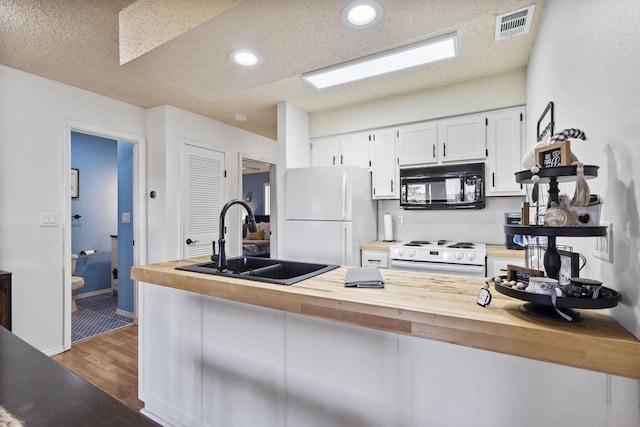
[397,215,404,226]
[594,221,613,262]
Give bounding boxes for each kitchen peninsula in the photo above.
[132,258,640,427]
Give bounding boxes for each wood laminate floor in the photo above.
[52,324,143,412]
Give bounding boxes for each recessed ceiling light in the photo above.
[234,113,248,122]
[303,33,458,89]
[229,50,262,67]
[342,0,383,29]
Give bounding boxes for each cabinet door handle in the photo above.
[332,155,336,165]
[432,144,436,158]
[391,179,394,192]
[367,259,381,263]
[443,143,447,157]
[341,154,344,165]
[492,172,495,187]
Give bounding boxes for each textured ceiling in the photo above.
[0,0,545,140]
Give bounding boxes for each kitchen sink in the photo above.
[175,256,340,285]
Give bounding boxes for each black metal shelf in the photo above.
[504,225,607,237]
[515,165,599,184]
[494,282,620,322]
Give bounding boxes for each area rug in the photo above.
[0,406,23,427]
[72,293,133,343]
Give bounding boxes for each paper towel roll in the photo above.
[383,212,393,242]
[80,249,96,256]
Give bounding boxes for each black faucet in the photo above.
[212,199,258,272]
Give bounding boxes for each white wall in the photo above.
[146,105,277,264]
[0,65,146,353]
[309,69,526,137]
[526,0,640,338]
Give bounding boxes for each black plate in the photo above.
[494,281,619,309]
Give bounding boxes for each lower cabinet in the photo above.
[139,283,639,427]
[361,250,389,268]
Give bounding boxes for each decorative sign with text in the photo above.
[506,265,545,284]
[535,140,571,168]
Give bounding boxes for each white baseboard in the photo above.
[74,288,112,299]
[116,308,134,319]
[44,345,65,356]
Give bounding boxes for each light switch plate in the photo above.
[594,221,612,262]
[40,212,59,227]
[122,212,131,224]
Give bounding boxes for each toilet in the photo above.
[71,254,85,313]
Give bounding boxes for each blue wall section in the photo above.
[242,172,269,215]
[71,132,117,295]
[117,141,134,313]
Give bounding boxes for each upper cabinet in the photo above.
[436,113,487,163]
[486,107,525,196]
[311,136,339,167]
[311,106,525,200]
[397,121,438,166]
[311,133,370,169]
[398,114,487,167]
[370,128,398,199]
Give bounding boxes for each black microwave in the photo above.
[400,162,485,210]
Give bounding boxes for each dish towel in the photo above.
[344,267,385,288]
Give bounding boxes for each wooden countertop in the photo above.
[131,257,640,379]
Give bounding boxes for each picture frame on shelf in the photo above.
[535,140,572,168]
[71,168,79,199]
[506,265,544,284]
[558,249,581,285]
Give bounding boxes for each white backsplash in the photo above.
[377,196,524,245]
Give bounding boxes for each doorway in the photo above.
[63,121,146,350]
[240,155,275,258]
[70,132,134,342]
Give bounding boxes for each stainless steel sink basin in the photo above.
[175,256,339,285]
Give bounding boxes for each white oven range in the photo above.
[389,240,486,277]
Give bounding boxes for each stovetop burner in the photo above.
[405,240,431,246]
[447,242,476,249]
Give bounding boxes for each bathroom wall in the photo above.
[117,141,134,314]
[71,132,117,295]
[243,172,269,216]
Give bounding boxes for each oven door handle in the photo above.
[390,259,485,274]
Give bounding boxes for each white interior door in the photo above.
[182,143,225,258]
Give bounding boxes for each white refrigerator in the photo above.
[283,165,377,266]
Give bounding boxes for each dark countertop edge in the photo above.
[0,326,158,426]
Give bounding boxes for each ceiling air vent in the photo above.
[495,5,535,41]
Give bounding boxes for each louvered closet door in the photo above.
[182,143,225,258]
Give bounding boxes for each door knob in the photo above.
[186,238,199,245]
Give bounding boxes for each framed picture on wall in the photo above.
[71,168,79,198]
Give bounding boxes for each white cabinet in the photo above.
[397,121,439,166]
[398,114,486,167]
[437,113,487,163]
[340,131,371,168]
[361,250,389,268]
[311,133,370,168]
[486,107,526,196]
[311,136,339,167]
[370,128,398,199]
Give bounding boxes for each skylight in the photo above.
[302,34,458,89]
